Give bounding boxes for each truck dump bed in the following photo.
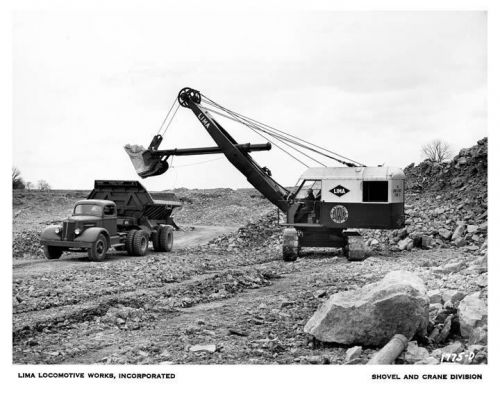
[87,180,182,221]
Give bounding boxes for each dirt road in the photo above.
[12,225,236,275]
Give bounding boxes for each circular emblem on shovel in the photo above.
[330,205,349,224]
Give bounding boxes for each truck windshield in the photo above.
[73,204,103,217]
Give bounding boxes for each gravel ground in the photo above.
[12,140,488,364]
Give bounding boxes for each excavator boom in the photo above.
[126,87,291,213]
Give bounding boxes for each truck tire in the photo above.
[151,230,160,252]
[282,228,299,262]
[132,230,148,256]
[158,225,174,252]
[43,245,63,260]
[87,233,108,262]
[125,229,137,255]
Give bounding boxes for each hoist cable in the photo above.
[156,97,179,137]
[202,95,362,166]
[201,106,327,167]
[203,104,310,168]
[202,95,360,167]
[201,101,325,165]
[201,95,365,167]
[160,103,180,137]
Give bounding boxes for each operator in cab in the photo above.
[306,189,315,201]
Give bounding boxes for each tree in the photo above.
[37,180,51,191]
[12,167,25,189]
[25,181,33,190]
[421,140,452,163]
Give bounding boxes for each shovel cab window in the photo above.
[363,181,388,202]
[295,180,322,200]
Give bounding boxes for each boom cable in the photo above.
[155,91,366,169]
[201,106,327,167]
[156,97,179,137]
[203,104,310,168]
[160,103,180,138]
[201,95,365,167]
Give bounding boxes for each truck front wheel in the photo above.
[132,230,148,256]
[43,245,63,260]
[88,233,108,262]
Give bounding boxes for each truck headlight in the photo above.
[74,228,82,236]
[55,227,61,234]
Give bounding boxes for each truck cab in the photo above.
[70,200,118,237]
[41,199,119,261]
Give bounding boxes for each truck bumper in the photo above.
[40,240,92,249]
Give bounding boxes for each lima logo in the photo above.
[197,112,211,129]
[330,185,350,197]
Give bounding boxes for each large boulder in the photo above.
[304,271,429,346]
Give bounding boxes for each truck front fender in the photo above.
[76,227,110,246]
[41,225,62,241]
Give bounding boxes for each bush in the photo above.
[12,167,25,189]
[421,140,452,163]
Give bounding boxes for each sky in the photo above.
[12,10,487,190]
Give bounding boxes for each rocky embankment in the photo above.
[366,137,487,254]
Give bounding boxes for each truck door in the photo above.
[102,204,117,236]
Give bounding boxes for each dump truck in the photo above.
[125,87,405,261]
[40,180,182,261]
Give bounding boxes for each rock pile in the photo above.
[102,305,146,331]
[305,250,488,364]
[420,284,488,365]
[13,230,43,258]
[365,138,487,253]
[205,212,282,252]
[172,188,273,227]
[404,137,487,193]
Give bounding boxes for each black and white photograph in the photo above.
[5,0,495,397]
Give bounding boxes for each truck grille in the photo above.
[62,221,75,241]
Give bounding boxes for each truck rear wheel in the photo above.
[158,225,174,252]
[88,234,108,262]
[132,230,148,256]
[43,245,63,260]
[151,230,160,251]
[125,229,138,255]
